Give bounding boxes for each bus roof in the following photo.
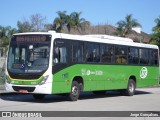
[13,31,159,49]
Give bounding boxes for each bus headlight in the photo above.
[39,75,49,85]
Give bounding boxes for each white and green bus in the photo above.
[5,31,159,101]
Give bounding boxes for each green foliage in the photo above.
[53,11,67,32]
[70,12,90,32]
[53,11,90,33]
[116,14,141,37]
[150,16,160,47]
[0,26,17,55]
[17,20,33,33]
[17,14,47,32]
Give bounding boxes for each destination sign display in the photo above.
[15,35,48,42]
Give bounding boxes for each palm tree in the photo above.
[116,14,141,37]
[70,12,90,33]
[116,21,126,37]
[65,14,75,33]
[153,16,160,31]
[53,11,67,33]
[150,16,160,47]
[53,11,90,34]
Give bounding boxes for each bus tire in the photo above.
[68,81,80,101]
[126,79,136,96]
[33,94,45,100]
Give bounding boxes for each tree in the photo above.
[53,11,67,32]
[17,20,32,33]
[116,14,141,37]
[44,24,53,31]
[70,12,90,33]
[53,11,90,34]
[0,26,17,56]
[17,13,47,32]
[65,14,75,33]
[30,13,46,32]
[0,26,13,46]
[150,16,160,47]
[115,21,126,37]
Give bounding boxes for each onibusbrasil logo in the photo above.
[140,67,148,79]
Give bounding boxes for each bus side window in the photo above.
[150,49,158,66]
[139,48,149,65]
[53,47,67,64]
[101,45,114,63]
[128,47,139,64]
[72,42,83,62]
[85,43,100,63]
[115,46,127,64]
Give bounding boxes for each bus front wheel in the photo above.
[126,79,136,96]
[68,81,80,101]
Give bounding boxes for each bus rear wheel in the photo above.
[126,79,136,96]
[68,81,80,101]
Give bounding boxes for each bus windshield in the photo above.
[7,35,51,75]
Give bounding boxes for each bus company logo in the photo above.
[86,70,91,76]
[140,67,148,79]
[81,69,103,76]
[81,69,90,76]
[81,69,86,76]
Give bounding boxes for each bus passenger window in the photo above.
[150,49,158,66]
[139,49,149,65]
[101,45,114,63]
[53,47,67,63]
[128,47,139,64]
[72,43,83,62]
[85,43,100,63]
[115,46,127,64]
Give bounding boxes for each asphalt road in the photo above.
[0,88,160,120]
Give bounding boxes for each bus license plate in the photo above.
[19,90,28,93]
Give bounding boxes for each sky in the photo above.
[0,0,160,34]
